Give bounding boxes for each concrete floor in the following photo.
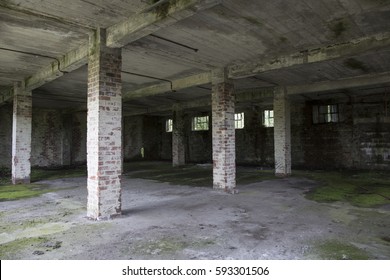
[0,162,389,260]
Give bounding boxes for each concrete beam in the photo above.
[24,44,88,91]
[287,71,390,95]
[123,72,211,100]
[229,33,390,79]
[123,87,275,116]
[106,0,221,48]
[123,69,390,116]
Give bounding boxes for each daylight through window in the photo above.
[235,112,245,129]
[192,116,209,131]
[263,110,274,127]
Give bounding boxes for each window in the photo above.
[313,104,339,124]
[166,119,173,132]
[192,116,209,131]
[263,110,274,127]
[235,112,245,129]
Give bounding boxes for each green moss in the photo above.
[0,184,50,201]
[31,166,86,182]
[0,236,49,259]
[308,240,371,260]
[295,170,390,208]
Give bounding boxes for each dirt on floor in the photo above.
[0,161,389,260]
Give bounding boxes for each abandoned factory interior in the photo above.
[0,0,389,260]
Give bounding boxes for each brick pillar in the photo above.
[211,68,236,193]
[12,82,32,184]
[172,104,186,167]
[87,28,122,220]
[273,86,291,176]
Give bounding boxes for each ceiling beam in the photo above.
[123,87,274,116]
[123,71,390,116]
[229,33,390,79]
[287,71,390,95]
[124,33,390,98]
[123,72,212,100]
[24,44,88,91]
[106,0,221,48]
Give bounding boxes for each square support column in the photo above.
[211,68,236,192]
[273,86,291,176]
[87,28,122,220]
[12,82,32,184]
[172,104,186,167]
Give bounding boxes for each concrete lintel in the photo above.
[229,33,390,79]
[25,43,89,91]
[123,72,211,100]
[106,0,221,48]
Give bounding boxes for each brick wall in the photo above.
[0,104,12,168]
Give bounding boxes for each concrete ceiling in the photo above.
[1,0,390,114]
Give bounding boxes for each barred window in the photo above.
[313,105,339,124]
[263,110,274,127]
[235,112,245,129]
[192,116,209,131]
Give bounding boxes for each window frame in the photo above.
[313,104,339,124]
[234,112,245,129]
[191,115,209,131]
[263,109,274,128]
[165,118,173,133]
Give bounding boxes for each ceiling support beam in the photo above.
[106,0,221,48]
[125,33,390,98]
[287,71,390,95]
[24,44,88,91]
[229,33,390,79]
[123,71,390,116]
[123,72,212,100]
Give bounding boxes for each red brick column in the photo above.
[211,68,236,192]
[172,104,186,167]
[87,28,122,220]
[12,82,32,184]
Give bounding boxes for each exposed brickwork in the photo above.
[123,116,144,161]
[211,68,236,192]
[273,87,291,176]
[31,109,63,167]
[12,82,32,184]
[172,105,186,166]
[0,104,12,168]
[87,28,122,220]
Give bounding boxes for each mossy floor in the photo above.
[0,184,51,202]
[0,161,389,260]
[294,170,390,208]
[307,240,371,260]
[1,163,389,209]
